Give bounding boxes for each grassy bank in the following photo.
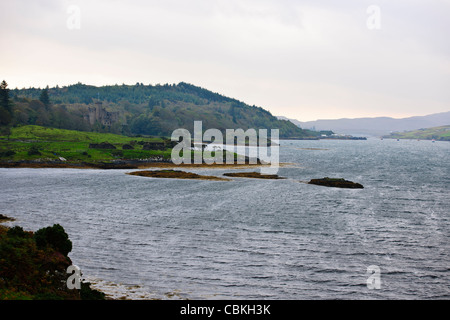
[0,125,260,168]
[0,125,172,163]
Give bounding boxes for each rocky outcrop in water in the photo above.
[308,177,364,189]
[127,170,229,181]
[223,172,285,179]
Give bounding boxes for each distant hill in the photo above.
[278,112,450,137]
[10,82,316,139]
[383,125,450,141]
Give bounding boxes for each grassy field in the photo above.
[0,125,172,162]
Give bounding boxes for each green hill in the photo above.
[10,82,318,139]
[384,125,450,141]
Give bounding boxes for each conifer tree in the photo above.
[0,80,13,126]
[39,86,50,106]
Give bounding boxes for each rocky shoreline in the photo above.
[0,158,265,170]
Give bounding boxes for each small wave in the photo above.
[262,230,295,234]
[250,275,274,279]
[314,268,350,274]
[83,276,185,300]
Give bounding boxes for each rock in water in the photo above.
[223,172,285,179]
[308,177,364,189]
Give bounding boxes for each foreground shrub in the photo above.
[34,224,72,257]
[0,224,104,300]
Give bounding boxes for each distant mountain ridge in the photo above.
[278,111,450,137]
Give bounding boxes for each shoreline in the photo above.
[0,160,274,170]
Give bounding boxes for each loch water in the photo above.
[1,138,449,299]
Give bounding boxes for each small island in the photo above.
[223,172,286,179]
[308,177,364,189]
[127,169,230,181]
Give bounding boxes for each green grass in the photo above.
[3,125,163,143]
[0,125,171,162]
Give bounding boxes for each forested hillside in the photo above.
[8,82,318,138]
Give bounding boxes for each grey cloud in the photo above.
[1,0,448,120]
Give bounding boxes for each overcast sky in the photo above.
[1,0,449,121]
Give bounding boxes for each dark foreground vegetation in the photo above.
[0,222,105,300]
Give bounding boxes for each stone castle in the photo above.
[84,101,120,126]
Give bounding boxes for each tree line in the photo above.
[3,81,318,138]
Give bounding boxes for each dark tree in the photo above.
[148,96,159,110]
[0,80,13,126]
[39,86,51,106]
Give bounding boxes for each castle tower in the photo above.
[95,101,102,121]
